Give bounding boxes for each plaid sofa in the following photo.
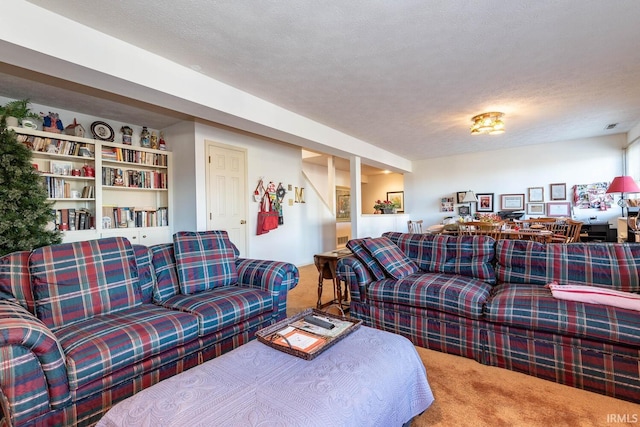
[0,231,298,427]
[337,232,640,403]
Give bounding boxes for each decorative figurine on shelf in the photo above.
[159,131,167,150]
[150,131,158,149]
[140,126,151,148]
[120,126,133,145]
[64,118,85,137]
[41,112,64,133]
[82,164,95,177]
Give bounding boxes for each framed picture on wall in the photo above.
[458,205,470,216]
[528,187,544,202]
[387,191,404,213]
[527,202,545,215]
[457,191,467,204]
[476,193,494,212]
[547,202,572,217]
[500,194,525,211]
[550,183,567,200]
[336,186,350,222]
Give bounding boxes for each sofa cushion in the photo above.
[366,272,492,319]
[133,244,155,304]
[30,237,141,331]
[346,238,387,280]
[55,304,199,394]
[150,243,180,302]
[160,285,273,336]
[363,236,418,279]
[383,232,496,284]
[484,283,640,347]
[173,231,238,295]
[495,240,640,292]
[0,251,33,312]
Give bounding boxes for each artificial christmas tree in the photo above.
[0,119,61,256]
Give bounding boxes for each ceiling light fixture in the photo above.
[470,112,505,135]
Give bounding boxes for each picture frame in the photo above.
[546,201,572,217]
[476,193,494,212]
[456,191,467,204]
[527,202,546,215]
[458,205,470,216]
[387,191,405,213]
[336,186,350,222]
[50,160,73,176]
[550,183,567,200]
[500,194,525,211]
[528,187,544,202]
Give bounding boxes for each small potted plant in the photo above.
[374,199,399,214]
[0,99,41,128]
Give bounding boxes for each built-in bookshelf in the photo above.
[12,126,172,245]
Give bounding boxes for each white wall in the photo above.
[405,134,627,227]
[168,122,335,266]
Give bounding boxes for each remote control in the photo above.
[303,315,335,330]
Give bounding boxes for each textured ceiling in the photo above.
[13,0,640,161]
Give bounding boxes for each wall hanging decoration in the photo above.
[550,183,567,200]
[387,191,404,213]
[336,186,350,220]
[253,179,264,202]
[276,182,286,225]
[295,187,305,203]
[476,193,494,212]
[573,182,612,209]
[440,197,454,212]
[500,194,525,211]
[528,187,544,202]
[256,191,278,235]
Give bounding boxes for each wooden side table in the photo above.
[313,250,351,310]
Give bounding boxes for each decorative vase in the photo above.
[383,208,395,214]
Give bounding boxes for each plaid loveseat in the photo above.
[337,232,640,403]
[0,231,298,427]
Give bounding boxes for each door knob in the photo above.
[240,220,246,224]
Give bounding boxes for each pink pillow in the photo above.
[546,282,640,312]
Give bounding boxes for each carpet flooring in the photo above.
[288,264,640,427]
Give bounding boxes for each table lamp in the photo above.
[462,190,478,218]
[606,176,640,216]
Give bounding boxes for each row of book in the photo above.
[102,206,169,229]
[17,134,94,157]
[102,167,168,189]
[102,147,168,166]
[43,177,94,199]
[53,208,94,231]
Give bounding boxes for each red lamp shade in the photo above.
[606,176,640,194]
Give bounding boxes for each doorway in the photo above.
[205,140,248,255]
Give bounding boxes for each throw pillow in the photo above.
[546,281,640,312]
[363,236,419,280]
[346,238,387,280]
[173,230,238,295]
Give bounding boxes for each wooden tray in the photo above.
[256,308,362,360]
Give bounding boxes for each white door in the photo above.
[205,141,247,255]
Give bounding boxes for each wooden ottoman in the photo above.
[97,326,434,426]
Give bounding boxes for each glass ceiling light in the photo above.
[470,112,505,135]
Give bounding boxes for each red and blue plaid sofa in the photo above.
[337,232,640,403]
[0,231,298,427]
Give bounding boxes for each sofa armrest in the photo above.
[0,301,70,427]
[236,259,299,320]
[337,256,373,303]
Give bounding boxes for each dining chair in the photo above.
[407,220,425,234]
[549,219,583,243]
[459,221,503,240]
